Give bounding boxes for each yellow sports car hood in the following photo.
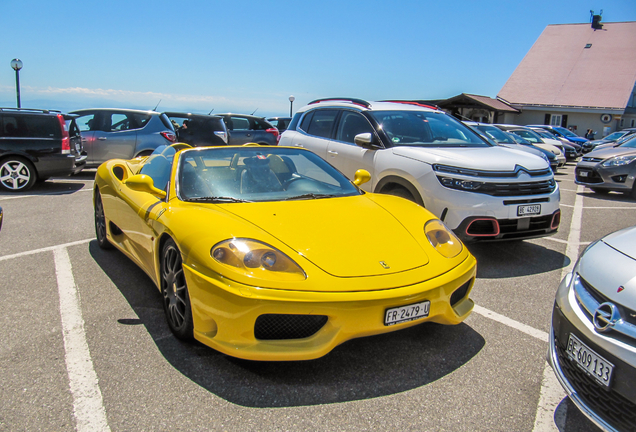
[220,196,429,277]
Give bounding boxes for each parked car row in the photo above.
[0,107,283,191]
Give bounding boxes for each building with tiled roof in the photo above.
[497,19,636,137]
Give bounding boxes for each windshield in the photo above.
[369,110,490,147]
[603,132,625,141]
[474,125,515,144]
[618,135,636,148]
[534,129,556,140]
[177,147,361,203]
[554,126,578,138]
[510,129,543,144]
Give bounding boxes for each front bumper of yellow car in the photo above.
[184,254,476,361]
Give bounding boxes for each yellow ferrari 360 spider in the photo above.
[94,144,476,361]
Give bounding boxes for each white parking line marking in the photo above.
[472,305,548,342]
[54,247,110,432]
[0,187,93,201]
[0,239,93,262]
[539,237,590,246]
[532,184,584,431]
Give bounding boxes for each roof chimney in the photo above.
[590,10,603,30]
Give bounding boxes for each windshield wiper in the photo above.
[285,193,337,201]
[185,196,252,203]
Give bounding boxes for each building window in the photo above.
[550,115,562,126]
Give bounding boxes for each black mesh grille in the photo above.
[450,279,472,306]
[575,168,603,184]
[254,314,328,340]
[555,337,636,432]
[478,179,556,196]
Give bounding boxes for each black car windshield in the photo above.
[177,147,361,202]
[369,111,490,147]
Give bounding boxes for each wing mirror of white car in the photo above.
[353,169,371,186]
[354,132,379,149]
[124,174,167,199]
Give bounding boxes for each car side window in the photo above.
[75,114,98,132]
[139,146,176,191]
[110,113,130,131]
[306,110,338,139]
[335,111,374,144]
[231,117,250,130]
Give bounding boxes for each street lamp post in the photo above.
[11,59,23,109]
[289,95,295,117]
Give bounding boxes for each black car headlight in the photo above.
[437,176,484,191]
[211,238,306,281]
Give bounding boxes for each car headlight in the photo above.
[437,176,484,191]
[424,220,463,258]
[211,238,306,281]
[601,155,636,167]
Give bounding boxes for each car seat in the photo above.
[240,156,283,194]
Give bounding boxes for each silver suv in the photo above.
[70,108,176,168]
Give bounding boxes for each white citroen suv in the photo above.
[279,98,561,242]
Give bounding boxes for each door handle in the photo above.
[327,150,338,155]
[246,133,251,137]
[294,143,303,147]
[97,137,107,141]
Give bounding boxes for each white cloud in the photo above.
[0,85,295,115]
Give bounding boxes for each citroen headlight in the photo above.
[601,155,636,167]
[211,238,306,281]
[424,220,463,258]
[437,176,484,191]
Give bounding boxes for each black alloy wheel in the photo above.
[161,239,194,340]
[94,189,112,249]
[0,157,36,192]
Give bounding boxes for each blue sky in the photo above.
[2,0,635,117]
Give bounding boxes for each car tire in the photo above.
[94,188,113,249]
[161,238,194,340]
[630,184,636,200]
[386,185,415,202]
[0,157,37,192]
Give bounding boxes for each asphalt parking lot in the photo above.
[1,162,635,432]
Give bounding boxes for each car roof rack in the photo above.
[308,98,371,108]
[0,107,61,114]
[380,100,440,110]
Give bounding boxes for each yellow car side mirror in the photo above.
[125,174,167,199]
[353,169,371,186]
